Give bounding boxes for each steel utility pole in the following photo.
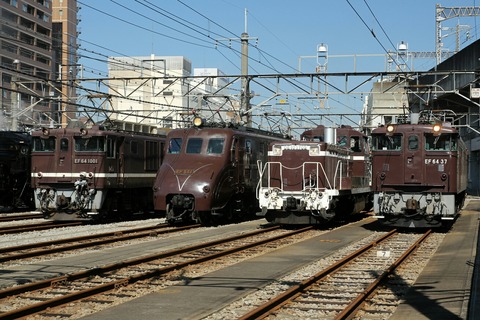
[435,4,480,64]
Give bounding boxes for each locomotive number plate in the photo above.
[74,158,99,164]
[425,158,447,165]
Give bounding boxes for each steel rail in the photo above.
[238,229,398,320]
[0,224,199,263]
[335,229,432,320]
[0,213,43,222]
[0,221,83,235]
[0,225,301,319]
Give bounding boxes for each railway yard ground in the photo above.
[0,197,478,319]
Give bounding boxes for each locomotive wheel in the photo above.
[195,211,214,226]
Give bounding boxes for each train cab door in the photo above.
[404,134,423,183]
[230,136,243,188]
[117,137,125,186]
[58,137,70,173]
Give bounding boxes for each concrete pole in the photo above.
[241,32,251,126]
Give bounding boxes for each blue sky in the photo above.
[78,0,480,76]
[76,1,480,131]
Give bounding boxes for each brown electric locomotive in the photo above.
[257,125,372,225]
[152,117,290,225]
[371,113,468,228]
[0,131,34,212]
[31,123,166,221]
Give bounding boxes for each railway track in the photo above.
[0,221,84,235]
[0,213,43,222]
[237,229,432,319]
[0,223,200,264]
[0,225,316,319]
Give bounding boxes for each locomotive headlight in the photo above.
[380,172,386,180]
[269,145,282,156]
[432,124,442,136]
[264,191,269,198]
[270,189,278,198]
[36,172,43,178]
[202,185,210,193]
[193,117,205,127]
[42,128,49,136]
[87,172,94,179]
[441,173,448,181]
[309,146,320,156]
[80,128,88,136]
[386,124,395,135]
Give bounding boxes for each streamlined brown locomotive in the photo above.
[0,131,34,212]
[152,118,290,225]
[256,125,372,225]
[31,123,166,221]
[371,113,468,228]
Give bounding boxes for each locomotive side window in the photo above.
[372,134,402,151]
[167,138,182,154]
[425,134,455,151]
[207,138,224,154]
[75,137,105,152]
[32,137,55,152]
[186,138,202,154]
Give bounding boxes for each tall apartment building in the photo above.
[108,55,233,130]
[0,0,78,130]
[52,0,78,126]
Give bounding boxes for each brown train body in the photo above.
[257,125,373,225]
[371,120,468,228]
[31,125,166,221]
[152,124,289,225]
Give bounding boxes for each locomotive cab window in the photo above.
[167,138,182,154]
[350,136,361,152]
[32,137,55,152]
[425,134,456,151]
[60,138,68,151]
[207,138,225,154]
[186,138,202,154]
[245,140,252,154]
[337,135,348,147]
[75,137,105,152]
[372,134,402,151]
[408,135,419,150]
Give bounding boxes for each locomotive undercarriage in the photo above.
[373,191,463,228]
[36,184,102,220]
[37,175,153,221]
[166,191,256,225]
[258,187,370,225]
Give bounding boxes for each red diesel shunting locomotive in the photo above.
[31,123,166,221]
[256,125,372,225]
[371,112,468,228]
